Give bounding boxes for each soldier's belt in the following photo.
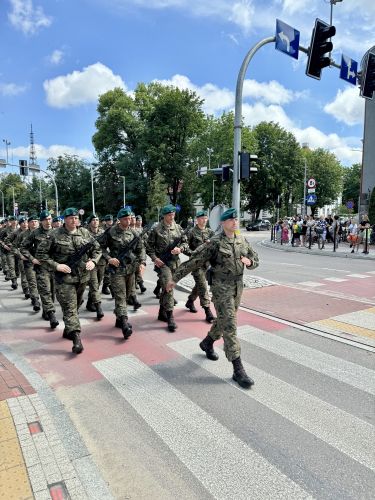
[212,274,243,283]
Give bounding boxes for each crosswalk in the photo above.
[94,327,375,499]
[297,271,375,288]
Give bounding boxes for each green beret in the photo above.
[63,207,78,217]
[117,208,132,219]
[196,210,207,218]
[161,204,176,216]
[220,208,238,221]
[104,214,113,221]
[52,216,61,223]
[87,213,99,224]
[39,209,51,221]
[8,216,16,221]
[28,215,38,222]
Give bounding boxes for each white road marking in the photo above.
[346,274,371,279]
[297,281,325,287]
[323,277,348,282]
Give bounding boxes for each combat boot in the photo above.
[86,295,96,312]
[11,278,18,289]
[132,297,142,311]
[203,306,215,323]
[157,307,168,322]
[31,297,41,312]
[115,317,132,329]
[71,332,84,354]
[95,302,104,320]
[24,289,30,299]
[185,298,197,313]
[42,310,49,321]
[166,311,177,332]
[101,284,111,295]
[139,280,147,293]
[153,285,160,298]
[48,311,59,329]
[199,335,219,361]
[119,316,132,339]
[62,329,74,340]
[232,357,254,389]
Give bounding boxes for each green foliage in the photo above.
[368,187,375,223]
[145,170,168,222]
[342,163,361,212]
[0,173,26,215]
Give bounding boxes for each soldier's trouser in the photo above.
[6,253,17,279]
[126,272,137,301]
[36,268,55,313]
[18,260,29,293]
[188,269,210,308]
[102,265,111,288]
[1,252,8,274]
[110,272,134,317]
[208,280,242,362]
[158,262,178,312]
[88,263,106,304]
[56,280,87,333]
[24,264,39,300]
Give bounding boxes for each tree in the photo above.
[342,163,361,212]
[0,173,26,215]
[145,170,168,222]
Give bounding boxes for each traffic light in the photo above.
[360,52,375,99]
[19,160,28,176]
[239,153,258,180]
[306,18,336,80]
[222,165,230,182]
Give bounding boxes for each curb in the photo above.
[260,240,375,260]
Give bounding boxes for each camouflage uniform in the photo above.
[0,223,10,277]
[3,222,18,284]
[173,232,259,361]
[146,220,188,312]
[10,226,30,296]
[87,225,107,307]
[18,229,39,304]
[37,225,102,336]
[100,224,145,320]
[186,225,214,308]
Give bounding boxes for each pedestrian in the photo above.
[281,220,289,244]
[99,207,146,339]
[146,204,188,332]
[37,207,102,354]
[185,210,215,323]
[166,208,259,389]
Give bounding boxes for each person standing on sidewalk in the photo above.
[184,210,215,323]
[166,208,259,389]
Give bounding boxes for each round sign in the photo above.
[307,178,316,188]
[78,208,85,215]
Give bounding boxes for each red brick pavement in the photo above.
[0,353,35,401]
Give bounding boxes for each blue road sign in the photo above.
[346,200,354,209]
[275,19,300,60]
[340,54,358,85]
[306,193,317,205]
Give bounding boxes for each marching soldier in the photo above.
[21,210,59,328]
[99,207,146,339]
[52,216,62,229]
[134,215,147,294]
[19,215,41,311]
[146,204,188,332]
[185,210,215,323]
[9,216,30,298]
[36,207,102,354]
[166,208,259,389]
[2,216,19,289]
[101,214,114,295]
[86,214,106,320]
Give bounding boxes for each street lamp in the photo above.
[207,148,213,170]
[302,143,309,216]
[90,165,95,214]
[121,176,126,207]
[2,139,10,165]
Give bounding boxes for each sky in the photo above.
[0,0,374,175]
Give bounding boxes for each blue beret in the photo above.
[220,208,238,221]
[196,210,207,218]
[63,207,79,217]
[39,209,51,221]
[104,214,113,221]
[117,208,132,219]
[87,213,99,224]
[161,204,176,216]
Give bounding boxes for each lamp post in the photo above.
[2,139,10,165]
[12,186,15,216]
[207,148,213,170]
[302,143,309,217]
[121,176,126,207]
[90,165,95,214]
[0,189,4,218]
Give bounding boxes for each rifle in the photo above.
[55,240,96,284]
[157,226,190,268]
[109,225,150,274]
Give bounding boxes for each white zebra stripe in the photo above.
[168,338,375,471]
[236,325,375,395]
[94,354,311,500]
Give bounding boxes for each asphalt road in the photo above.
[0,237,374,499]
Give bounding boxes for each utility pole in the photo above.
[90,165,95,214]
[2,139,10,165]
[0,189,4,218]
[121,176,126,207]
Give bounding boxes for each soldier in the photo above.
[133,215,147,294]
[99,207,146,339]
[21,210,59,328]
[20,215,41,311]
[85,214,106,320]
[185,210,215,323]
[166,208,259,389]
[37,207,102,354]
[52,216,62,229]
[2,216,19,289]
[146,204,188,332]
[101,214,114,295]
[10,216,30,299]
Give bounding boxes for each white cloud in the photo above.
[242,102,295,129]
[43,62,126,108]
[10,144,94,161]
[8,0,52,35]
[242,80,296,105]
[324,86,365,126]
[48,49,64,65]
[229,1,255,34]
[0,82,27,96]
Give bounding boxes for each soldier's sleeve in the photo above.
[36,235,58,270]
[173,241,216,283]
[145,227,157,261]
[135,237,146,265]
[89,237,102,265]
[243,239,259,270]
[99,230,111,262]
[20,232,34,261]
[176,225,189,253]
